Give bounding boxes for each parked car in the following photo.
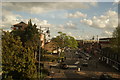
[79,53,90,60]
[84,56,90,60]
[82,52,91,60]
[82,63,88,67]
[59,63,68,69]
[84,53,91,58]
[75,51,79,55]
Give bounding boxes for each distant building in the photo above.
[83,40,98,43]
[99,38,113,44]
[99,38,115,48]
[12,21,28,30]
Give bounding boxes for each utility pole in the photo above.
[97,35,99,43]
[38,26,50,80]
[38,26,41,80]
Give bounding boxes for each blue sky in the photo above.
[1,2,118,40]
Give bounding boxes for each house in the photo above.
[12,21,28,30]
[44,40,62,54]
[44,41,57,53]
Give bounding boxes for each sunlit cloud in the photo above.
[66,11,87,18]
[81,10,118,30]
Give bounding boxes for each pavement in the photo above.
[44,61,66,79]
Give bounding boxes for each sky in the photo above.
[1,1,119,40]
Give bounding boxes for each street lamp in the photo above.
[38,26,50,80]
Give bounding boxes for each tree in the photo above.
[2,20,49,79]
[11,19,39,43]
[52,32,78,57]
[2,31,37,79]
[11,19,40,60]
[2,19,40,79]
[112,25,120,53]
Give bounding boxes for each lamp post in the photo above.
[38,26,50,80]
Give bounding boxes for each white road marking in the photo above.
[75,61,79,64]
[68,65,77,68]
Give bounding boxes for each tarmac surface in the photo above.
[44,50,120,80]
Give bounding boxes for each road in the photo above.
[45,49,120,80]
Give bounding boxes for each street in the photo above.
[45,49,120,80]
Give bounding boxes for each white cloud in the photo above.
[113,0,120,5]
[66,11,87,18]
[1,0,98,2]
[1,2,97,31]
[54,21,77,31]
[81,10,118,30]
[100,30,113,38]
[36,20,52,28]
[2,2,97,14]
[81,19,92,25]
[105,31,113,35]
[21,18,53,28]
[65,21,77,29]
[89,2,97,6]
[67,32,92,40]
[2,10,22,30]
[56,24,65,31]
[2,10,53,31]
[31,7,45,14]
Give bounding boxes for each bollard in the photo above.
[102,57,103,61]
[58,70,60,73]
[78,68,81,71]
[106,58,109,64]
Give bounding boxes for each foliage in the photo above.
[40,69,49,79]
[11,19,40,58]
[52,32,78,50]
[112,26,120,53]
[51,32,78,57]
[11,19,39,44]
[2,19,42,79]
[2,31,37,79]
[44,54,59,61]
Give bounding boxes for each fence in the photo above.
[100,47,120,71]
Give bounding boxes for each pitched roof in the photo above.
[13,21,28,27]
[44,41,57,52]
